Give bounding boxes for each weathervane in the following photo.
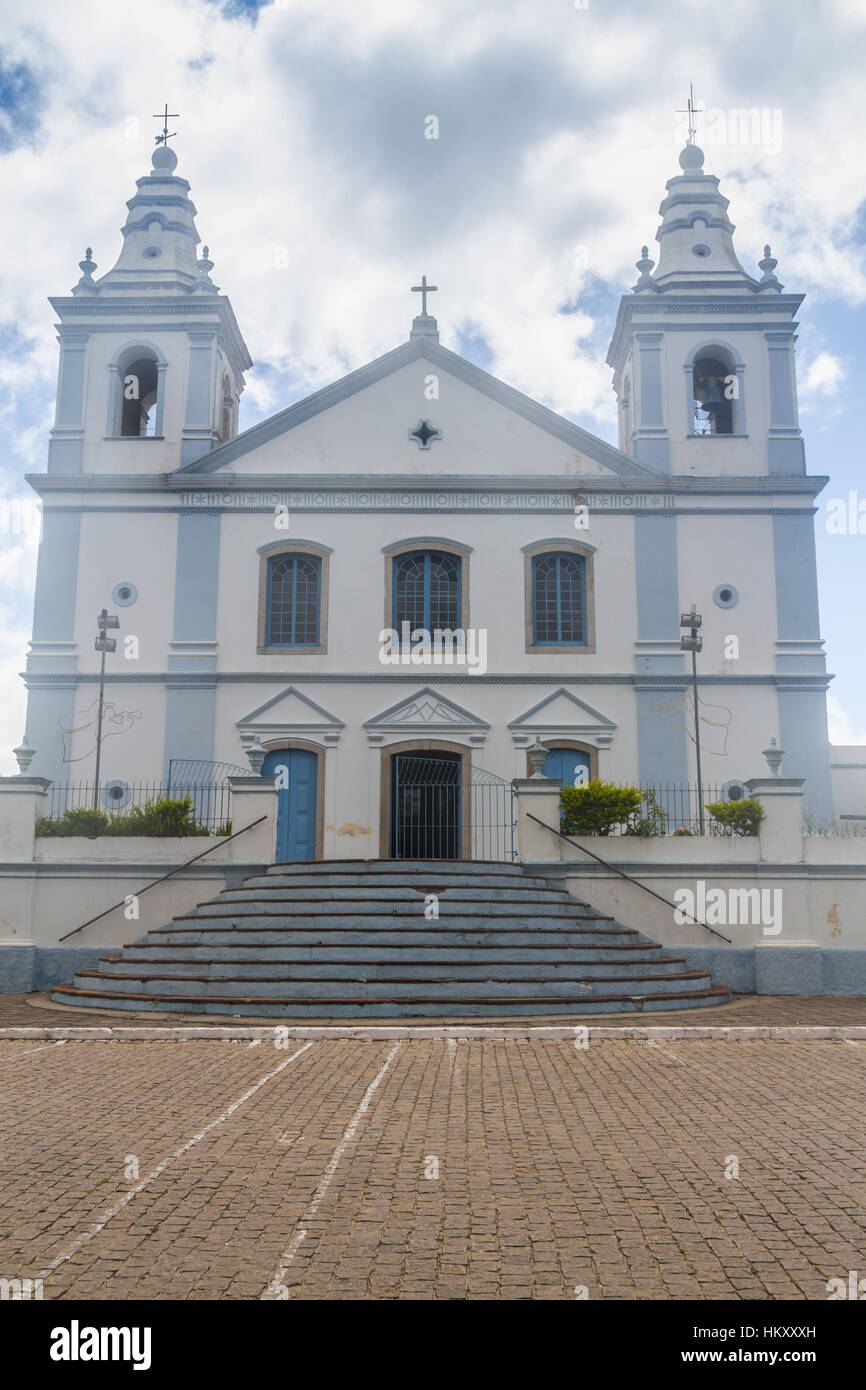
[152,103,179,147]
[411,274,438,316]
[676,84,702,145]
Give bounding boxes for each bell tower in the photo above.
[606,139,804,479]
[47,138,251,475]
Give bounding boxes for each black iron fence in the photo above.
[42,781,233,834]
[558,782,736,837]
[389,756,517,861]
[635,782,732,836]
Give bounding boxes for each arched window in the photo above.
[531,552,586,645]
[692,353,734,435]
[120,354,159,437]
[393,551,461,633]
[266,553,321,646]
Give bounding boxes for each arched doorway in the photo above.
[262,747,320,861]
[390,750,461,859]
[381,741,471,860]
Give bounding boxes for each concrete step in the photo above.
[141,926,644,948]
[96,954,686,981]
[263,858,527,874]
[213,884,573,904]
[250,871,558,892]
[179,901,613,921]
[50,857,730,1019]
[115,941,668,965]
[71,968,712,1000]
[51,984,732,1018]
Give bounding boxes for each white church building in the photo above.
[22,133,845,862]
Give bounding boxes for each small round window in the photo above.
[722,780,747,803]
[103,779,130,808]
[112,581,138,607]
[692,243,711,258]
[713,583,739,609]
[142,246,162,259]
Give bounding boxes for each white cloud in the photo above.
[799,352,846,399]
[827,694,866,747]
[1,0,866,757]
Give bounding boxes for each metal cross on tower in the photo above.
[152,104,180,146]
[676,84,702,145]
[411,275,438,316]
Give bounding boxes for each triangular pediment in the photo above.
[238,686,344,733]
[364,686,490,733]
[509,688,617,738]
[171,337,659,480]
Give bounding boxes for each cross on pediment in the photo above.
[409,419,442,449]
[411,274,438,316]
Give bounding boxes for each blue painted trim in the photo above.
[32,511,80,643]
[172,511,221,643]
[772,514,821,640]
[636,333,665,430]
[162,683,216,779]
[633,514,680,641]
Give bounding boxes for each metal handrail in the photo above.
[57,816,267,943]
[525,812,732,945]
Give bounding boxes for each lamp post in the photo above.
[93,609,120,808]
[680,604,704,835]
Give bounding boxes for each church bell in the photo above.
[698,381,726,413]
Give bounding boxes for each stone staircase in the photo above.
[51,859,730,1018]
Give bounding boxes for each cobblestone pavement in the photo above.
[6,991,866,1028]
[0,1035,864,1300]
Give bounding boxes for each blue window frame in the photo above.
[266,553,321,646]
[393,551,461,634]
[531,552,586,645]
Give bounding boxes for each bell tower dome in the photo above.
[47,139,251,474]
[606,140,805,478]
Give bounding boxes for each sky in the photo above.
[0,0,864,773]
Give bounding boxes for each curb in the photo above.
[1,1025,865,1042]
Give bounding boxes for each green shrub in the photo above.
[107,795,201,837]
[36,807,109,838]
[705,796,765,836]
[560,780,644,836]
[36,796,215,838]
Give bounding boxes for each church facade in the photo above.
[22,136,837,860]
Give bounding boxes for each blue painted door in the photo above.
[263,749,318,861]
[543,747,591,788]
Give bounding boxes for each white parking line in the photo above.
[35,1041,314,1283]
[262,1041,402,1298]
[0,1041,67,1062]
[646,1040,687,1065]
